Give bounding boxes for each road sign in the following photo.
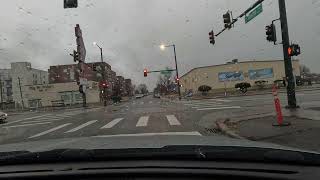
[245,3,263,24]
[161,70,172,75]
[75,24,86,62]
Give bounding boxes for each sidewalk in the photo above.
[217,110,320,152]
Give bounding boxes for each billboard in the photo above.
[218,71,244,82]
[249,68,274,80]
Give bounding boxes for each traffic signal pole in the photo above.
[278,0,298,108]
[173,45,182,100]
[96,44,107,106]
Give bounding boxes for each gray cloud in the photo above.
[0,0,320,88]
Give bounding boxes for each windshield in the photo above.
[0,0,320,156]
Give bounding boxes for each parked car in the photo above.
[153,93,160,98]
[135,94,144,99]
[0,111,8,122]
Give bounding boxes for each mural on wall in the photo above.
[249,68,274,80]
[218,71,244,81]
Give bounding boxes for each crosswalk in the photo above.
[27,114,183,139]
[3,108,101,128]
[177,98,241,111]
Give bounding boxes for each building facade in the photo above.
[23,81,100,108]
[180,60,301,93]
[124,79,133,96]
[10,62,48,108]
[48,62,113,84]
[0,69,13,103]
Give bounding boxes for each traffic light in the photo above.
[266,24,277,42]
[144,69,148,77]
[175,77,180,83]
[223,12,232,29]
[73,50,79,62]
[288,44,301,56]
[209,30,215,45]
[64,0,78,8]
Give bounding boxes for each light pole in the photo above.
[160,44,181,100]
[93,42,107,106]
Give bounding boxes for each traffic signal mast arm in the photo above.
[216,0,265,37]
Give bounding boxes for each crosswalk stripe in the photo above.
[184,102,222,106]
[1,114,51,126]
[35,117,63,121]
[136,116,149,127]
[4,122,52,128]
[21,119,62,124]
[197,106,241,111]
[29,123,71,138]
[214,99,232,102]
[65,120,98,133]
[166,115,181,126]
[101,118,124,129]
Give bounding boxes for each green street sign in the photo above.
[245,3,263,24]
[161,70,172,75]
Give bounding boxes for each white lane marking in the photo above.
[65,120,98,133]
[184,102,222,106]
[54,115,73,117]
[21,119,63,124]
[136,116,149,127]
[140,102,144,105]
[197,106,241,111]
[166,115,181,126]
[101,118,124,129]
[149,101,153,104]
[3,122,52,128]
[191,104,228,108]
[213,99,232,102]
[94,131,202,138]
[2,114,51,126]
[34,117,63,120]
[29,123,72,139]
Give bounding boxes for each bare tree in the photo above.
[300,64,311,75]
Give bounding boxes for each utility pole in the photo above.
[173,45,182,100]
[18,77,24,110]
[278,0,297,108]
[0,77,3,110]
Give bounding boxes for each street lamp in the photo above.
[93,41,107,106]
[159,43,181,100]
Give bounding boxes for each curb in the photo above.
[215,120,246,140]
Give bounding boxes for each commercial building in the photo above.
[23,81,99,109]
[180,60,300,94]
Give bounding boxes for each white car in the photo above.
[0,111,8,121]
[135,94,144,99]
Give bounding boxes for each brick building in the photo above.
[125,79,133,96]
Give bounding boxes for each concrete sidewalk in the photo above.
[217,111,320,152]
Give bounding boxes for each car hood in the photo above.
[0,133,316,154]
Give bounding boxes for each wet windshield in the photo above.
[0,0,320,155]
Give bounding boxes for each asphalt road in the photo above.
[1,90,320,145]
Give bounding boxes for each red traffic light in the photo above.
[288,47,293,56]
[144,69,148,77]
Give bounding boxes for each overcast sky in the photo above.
[0,0,319,88]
